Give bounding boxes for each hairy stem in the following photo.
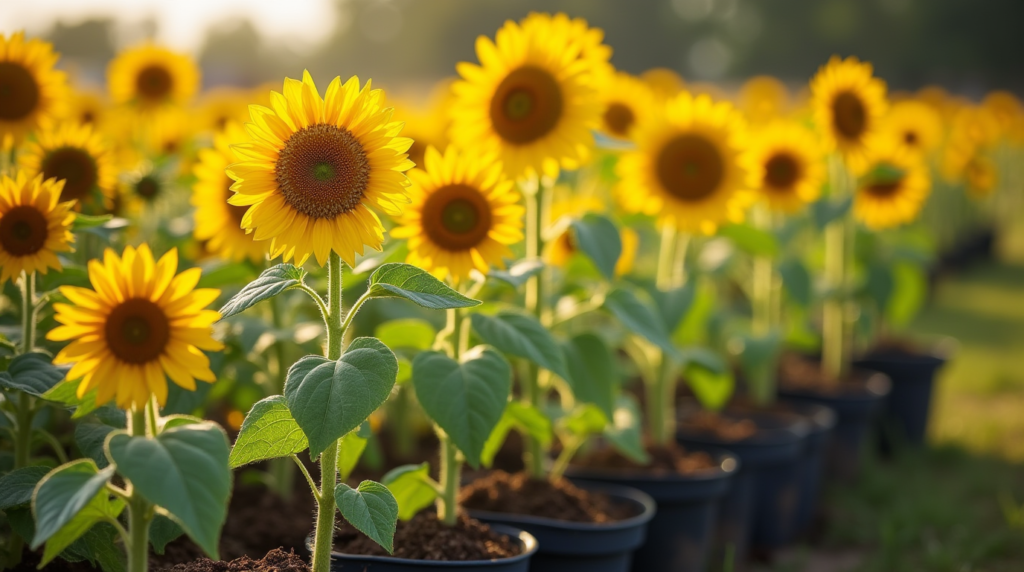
[127,408,151,572]
[436,433,461,526]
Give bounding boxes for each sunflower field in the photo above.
[1,4,1023,572]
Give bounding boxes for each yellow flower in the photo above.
[227,72,412,267]
[879,99,942,156]
[392,146,523,283]
[0,172,75,283]
[521,12,614,84]
[192,122,266,263]
[982,90,1023,142]
[738,75,790,126]
[545,195,638,277]
[641,68,686,103]
[48,244,223,410]
[67,88,109,128]
[743,121,825,213]
[19,122,117,211]
[599,72,654,141]
[391,84,453,169]
[450,15,604,179]
[852,140,930,229]
[196,87,252,134]
[616,92,753,235]
[810,56,888,168]
[941,105,1000,182]
[614,227,639,276]
[107,44,200,110]
[963,153,998,199]
[142,106,195,158]
[0,32,68,144]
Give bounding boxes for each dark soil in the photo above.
[777,354,871,395]
[333,511,520,561]
[460,471,634,523]
[573,442,717,475]
[679,410,758,441]
[155,548,309,572]
[10,549,99,571]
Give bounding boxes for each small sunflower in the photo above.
[963,153,998,198]
[107,44,199,110]
[599,72,654,141]
[143,106,195,158]
[197,87,251,134]
[392,86,452,170]
[450,15,604,179]
[852,140,930,229]
[941,105,1001,182]
[879,99,942,156]
[616,92,753,235]
[192,122,266,263]
[738,75,790,126]
[391,146,523,283]
[19,122,117,211]
[68,88,108,127]
[743,121,825,213]
[810,56,888,168]
[227,72,412,267]
[0,172,75,283]
[983,90,1023,141]
[641,68,686,103]
[0,32,68,144]
[48,244,222,410]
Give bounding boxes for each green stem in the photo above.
[127,408,151,572]
[436,433,460,526]
[13,273,38,473]
[522,178,547,478]
[648,223,679,444]
[822,156,849,383]
[20,272,36,354]
[550,438,581,481]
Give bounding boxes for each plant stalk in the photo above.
[822,156,850,383]
[522,177,547,478]
[436,433,460,526]
[127,408,151,572]
[647,223,679,445]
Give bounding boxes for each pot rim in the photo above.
[566,449,740,483]
[322,524,538,566]
[466,482,656,532]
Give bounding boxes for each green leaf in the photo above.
[570,214,622,280]
[718,223,779,257]
[469,312,571,381]
[603,288,680,359]
[106,422,231,559]
[42,379,102,418]
[865,263,894,313]
[0,352,65,397]
[604,395,650,465]
[650,281,697,334]
[382,463,437,521]
[368,263,480,309]
[285,337,397,457]
[679,346,727,374]
[779,258,812,306]
[219,264,305,319]
[40,492,124,568]
[149,514,184,554]
[0,466,49,510]
[560,404,608,438]
[686,363,735,412]
[489,259,544,288]
[375,319,436,351]
[61,522,126,572]
[481,402,552,468]
[229,395,308,468]
[71,213,113,231]
[75,423,115,469]
[335,480,399,554]
[887,262,927,327]
[812,195,853,229]
[31,459,115,547]
[561,334,615,418]
[337,424,370,482]
[412,347,511,468]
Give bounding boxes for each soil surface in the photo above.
[155,548,309,572]
[460,471,634,522]
[573,442,717,475]
[10,549,99,571]
[679,410,759,441]
[334,511,520,561]
[777,354,870,395]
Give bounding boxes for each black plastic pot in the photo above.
[677,409,809,560]
[324,524,537,571]
[777,370,890,481]
[469,483,655,572]
[776,402,837,536]
[566,450,738,572]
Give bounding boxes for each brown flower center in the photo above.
[136,175,161,201]
[832,91,867,141]
[763,153,801,191]
[105,298,171,364]
[656,134,724,202]
[422,184,492,251]
[0,205,49,256]
[0,62,40,121]
[41,147,99,203]
[603,102,635,137]
[864,179,903,198]
[275,123,370,219]
[490,66,563,145]
[903,130,918,146]
[136,65,173,102]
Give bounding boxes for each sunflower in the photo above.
[47,245,222,410]
[0,32,68,144]
[193,122,266,263]
[743,121,825,213]
[879,99,942,156]
[19,122,117,211]
[391,86,452,170]
[197,87,252,134]
[616,92,753,235]
[641,68,686,103]
[852,140,930,229]
[450,16,604,179]
[143,106,195,158]
[545,195,638,277]
[227,71,412,267]
[391,146,523,283]
[738,75,790,126]
[810,56,888,169]
[983,90,1023,141]
[0,172,75,283]
[963,153,998,198]
[941,105,1001,182]
[598,72,654,141]
[67,88,108,127]
[520,12,614,84]
[107,44,199,110]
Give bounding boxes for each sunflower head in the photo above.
[599,72,654,141]
[852,140,930,230]
[48,244,223,410]
[616,91,753,235]
[227,71,412,267]
[0,171,75,284]
[391,85,453,169]
[811,56,888,168]
[392,146,523,283]
[107,44,200,110]
[68,88,109,128]
[0,32,68,143]
[739,75,790,126]
[743,121,825,213]
[19,122,117,212]
[450,15,605,179]
[879,99,943,157]
[964,153,998,198]
[197,87,251,134]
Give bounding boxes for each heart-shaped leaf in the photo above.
[31,459,116,547]
[481,402,552,468]
[561,334,615,419]
[40,493,124,568]
[812,195,853,229]
[75,423,116,469]
[685,363,735,413]
[489,259,544,288]
[337,424,370,482]
[375,319,436,352]
[779,258,812,306]
[650,281,697,334]
[335,480,399,553]
[57,522,125,572]
[382,463,437,521]
[412,347,511,468]
[603,288,681,359]
[0,352,65,397]
[229,395,309,468]
[469,312,571,381]
[0,466,50,510]
[106,422,231,559]
[219,264,305,319]
[42,379,102,418]
[149,514,185,555]
[560,403,608,438]
[570,214,622,280]
[284,337,397,457]
[368,263,480,309]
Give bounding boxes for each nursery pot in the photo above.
[774,402,837,536]
[322,525,537,572]
[469,483,656,572]
[566,449,738,572]
[777,369,890,482]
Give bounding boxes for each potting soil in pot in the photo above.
[155,548,309,572]
[461,471,634,522]
[334,512,520,561]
